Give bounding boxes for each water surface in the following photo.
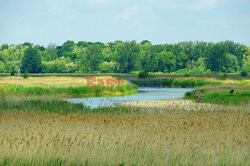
[66,87,194,109]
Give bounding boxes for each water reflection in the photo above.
[66,87,195,109]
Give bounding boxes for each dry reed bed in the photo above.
[0,76,119,87]
[117,99,249,112]
[199,83,250,92]
[0,109,249,165]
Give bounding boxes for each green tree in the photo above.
[0,45,27,72]
[42,57,76,73]
[140,40,151,45]
[73,46,87,73]
[165,52,176,73]
[191,58,210,74]
[205,43,225,74]
[22,42,32,47]
[140,43,153,72]
[220,40,248,68]
[242,50,250,73]
[223,53,239,73]
[0,40,247,74]
[21,47,42,73]
[156,51,167,72]
[62,40,75,52]
[44,43,58,61]
[85,45,102,72]
[0,60,5,73]
[176,52,188,70]
[0,44,9,50]
[100,61,119,73]
[77,41,89,47]
[116,41,140,73]
[57,40,75,59]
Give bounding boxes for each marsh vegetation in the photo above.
[0,102,249,165]
[0,76,137,97]
[0,76,249,165]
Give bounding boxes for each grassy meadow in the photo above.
[0,75,249,165]
[0,76,137,97]
[185,83,250,106]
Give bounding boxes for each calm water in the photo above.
[66,87,195,109]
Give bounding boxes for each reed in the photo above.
[0,95,141,115]
[0,106,248,165]
[0,76,249,165]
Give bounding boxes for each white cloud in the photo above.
[120,5,138,20]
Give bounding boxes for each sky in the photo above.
[0,0,250,46]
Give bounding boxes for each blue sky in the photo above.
[0,0,250,46]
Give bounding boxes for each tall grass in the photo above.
[0,96,141,115]
[0,84,136,97]
[0,76,249,165]
[0,104,248,165]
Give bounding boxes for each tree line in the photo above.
[0,40,249,74]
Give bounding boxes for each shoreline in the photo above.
[117,99,247,112]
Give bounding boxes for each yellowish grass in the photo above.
[0,76,126,87]
[198,84,250,93]
[0,109,249,165]
[117,99,248,112]
[176,76,219,81]
[179,76,249,85]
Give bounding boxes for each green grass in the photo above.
[172,79,220,87]
[199,91,250,106]
[1,154,244,166]
[0,84,137,97]
[0,157,91,166]
[0,96,141,115]
[185,84,250,106]
[131,78,221,88]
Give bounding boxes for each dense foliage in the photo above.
[0,40,249,74]
[138,71,149,78]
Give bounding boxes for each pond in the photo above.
[66,87,195,109]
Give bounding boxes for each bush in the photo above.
[219,73,228,80]
[184,73,191,77]
[23,73,29,79]
[240,70,248,77]
[138,71,148,78]
[162,79,174,87]
[10,71,15,76]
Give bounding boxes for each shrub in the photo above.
[184,73,191,77]
[240,70,248,77]
[162,79,174,87]
[10,71,15,76]
[138,71,148,79]
[23,73,29,79]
